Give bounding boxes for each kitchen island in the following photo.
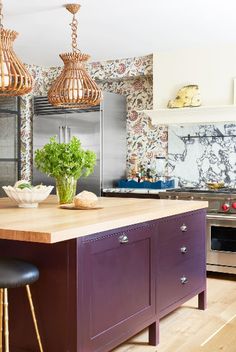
[0,196,208,352]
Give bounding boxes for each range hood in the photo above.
[143,105,236,125]
[148,49,236,125]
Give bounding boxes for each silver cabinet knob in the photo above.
[175,196,179,200]
[180,246,187,254]
[119,234,129,244]
[168,195,172,199]
[180,223,187,232]
[190,196,194,200]
[180,276,188,284]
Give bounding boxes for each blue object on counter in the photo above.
[117,179,175,189]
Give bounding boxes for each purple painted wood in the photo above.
[148,321,159,346]
[77,222,157,352]
[0,239,78,352]
[198,289,207,310]
[0,209,206,351]
[157,210,207,317]
[159,286,206,319]
[0,221,158,352]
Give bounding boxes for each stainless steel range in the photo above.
[160,188,236,274]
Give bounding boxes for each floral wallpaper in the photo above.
[20,96,33,180]
[20,53,168,181]
[6,52,236,187]
[99,77,167,173]
[88,55,153,80]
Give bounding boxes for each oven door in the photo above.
[207,215,236,273]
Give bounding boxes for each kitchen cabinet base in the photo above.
[159,287,206,319]
[0,210,206,351]
[148,321,159,346]
[0,222,158,352]
[198,289,207,310]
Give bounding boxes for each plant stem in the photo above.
[56,176,77,204]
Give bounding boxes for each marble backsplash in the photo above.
[168,123,236,188]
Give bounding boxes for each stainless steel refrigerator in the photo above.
[0,97,20,197]
[32,92,126,196]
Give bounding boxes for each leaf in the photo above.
[17,183,32,189]
[34,136,96,179]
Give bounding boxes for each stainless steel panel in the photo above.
[0,114,18,159]
[34,95,100,115]
[207,216,236,272]
[207,263,236,274]
[0,96,17,111]
[33,111,101,195]
[0,97,19,197]
[102,92,126,189]
[33,92,126,197]
[0,161,18,197]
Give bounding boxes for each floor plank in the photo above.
[112,274,236,351]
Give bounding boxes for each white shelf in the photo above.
[143,105,236,125]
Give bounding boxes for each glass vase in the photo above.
[55,176,77,204]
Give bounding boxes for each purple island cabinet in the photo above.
[0,209,206,352]
[157,210,207,319]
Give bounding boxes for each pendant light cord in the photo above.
[70,13,80,53]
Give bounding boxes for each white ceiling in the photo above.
[3,0,236,67]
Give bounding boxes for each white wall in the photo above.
[153,46,236,109]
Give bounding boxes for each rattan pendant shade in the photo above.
[48,4,102,108]
[48,52,101,108]
[0,1,33,96]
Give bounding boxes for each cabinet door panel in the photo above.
[78,223,156,352]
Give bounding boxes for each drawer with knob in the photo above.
[156,210,206,316]
[158,231,204,268]
[158,210,205,246]
[157,255,205,314]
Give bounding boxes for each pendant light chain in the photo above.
[0,0,3,28]
[48,3,102,108]
[70,13,80,53]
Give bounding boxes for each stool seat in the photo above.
[0,258,39,288]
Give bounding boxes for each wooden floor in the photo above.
[113,273,236,352]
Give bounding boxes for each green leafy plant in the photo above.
[17,183,32,190]
[34,136,96,179]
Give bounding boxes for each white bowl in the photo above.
[2,186,54,208]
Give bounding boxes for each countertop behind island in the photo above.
[0,196,208,243]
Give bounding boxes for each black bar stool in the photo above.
[0,258,44,352]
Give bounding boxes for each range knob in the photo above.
[232,202,236,209]
[222,203,230,212]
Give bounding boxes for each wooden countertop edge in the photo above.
[0,229,51,244]
[50,203,208,243]
[0,203,207,244]
[0,197,208,244]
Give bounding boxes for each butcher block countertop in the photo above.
[0,196,208,244]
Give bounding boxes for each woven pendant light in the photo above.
[48,4,102,108]
[0,1,33,96]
